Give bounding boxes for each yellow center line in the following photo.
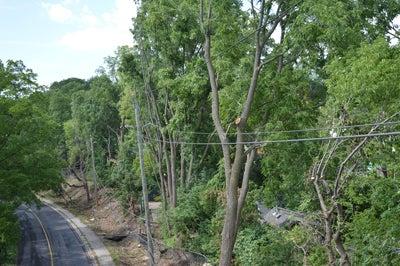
[27,207,55,266]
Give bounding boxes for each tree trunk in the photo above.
[219,180,239,266]
[156,154,168,211]
[334,231,350,266]
[78,160,90,203]
[324,215,336,265]
[277,20,286,73]
[186,152,194,189]
[107,131,112,161]
[334,204,350,266]
[302,247,308,266]
[163,139,172,205]
[236,149,256,227]
[71,165,91,203]
[169,139,177,207]
[120,118,125,143]
[180,144,185,188]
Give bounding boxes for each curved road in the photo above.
[16,204,93,266]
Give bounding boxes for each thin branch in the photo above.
[333,112,400,198]
[313,179,328,215]
[238,0,266,126]
[320,140,344,178]
[202,0,231,182]
[199,129,217,166]
[261,2,284,46]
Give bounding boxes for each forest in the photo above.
[1,0,400,265]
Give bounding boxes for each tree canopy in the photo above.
[0,60,62,262]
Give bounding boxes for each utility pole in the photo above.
[133,97,155,265]
[90,137,98,201]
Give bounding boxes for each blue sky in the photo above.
[0,0,136,85]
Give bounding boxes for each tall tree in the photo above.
[0,60,62,262]
[200,0,302,264]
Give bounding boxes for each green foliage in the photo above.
[255,68,320,208]
[63,75,121,182]
[48,78,89,124]
[0,61,62,262]
[325,38,400,122]
[163,175,224,262]
[110,130,158,207]
[0,94,62,201]
[0,59,41,98]
[0,203,19,264]
[234,225,298,266]
[313,37,400,265]
[344,173,400,265]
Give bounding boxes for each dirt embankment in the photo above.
[44,182,208,266]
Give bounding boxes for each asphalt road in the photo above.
[16,204,93,266]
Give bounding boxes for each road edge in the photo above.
[40,198,115,266]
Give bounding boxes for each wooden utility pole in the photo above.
[90,137,98,201]
[133,97,155,266]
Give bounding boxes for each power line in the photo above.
[144,121,400,136]
[143,131,400,146]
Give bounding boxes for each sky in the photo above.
[1,1,399,86]
[0,0,136,86]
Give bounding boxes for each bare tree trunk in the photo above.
[180,144,185,188]
[236,149,256,228]
[77,160,90,203]
[156,152,168,211]
[107,131,112,161]
[313,170,335,265]
[277,20,286,73]
[120,118,125,143]
[302,247,308,266]
[133,97,155,266]
[334,204,350,266]
[163,138,172,205]
[186,152,194,189]
[334,231,350,266]
[198,130,216,167]
[70,166,90,203]
[324,215,336,265]
[170,138,177,207]
[83,176,90,203]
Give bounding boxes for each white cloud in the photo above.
[80,5,98,26]
[42,2,73,23]
[62,0,81,5]
[58,0,136,52]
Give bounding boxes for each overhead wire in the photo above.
[140,120,400,136]
[142,130,400,146]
